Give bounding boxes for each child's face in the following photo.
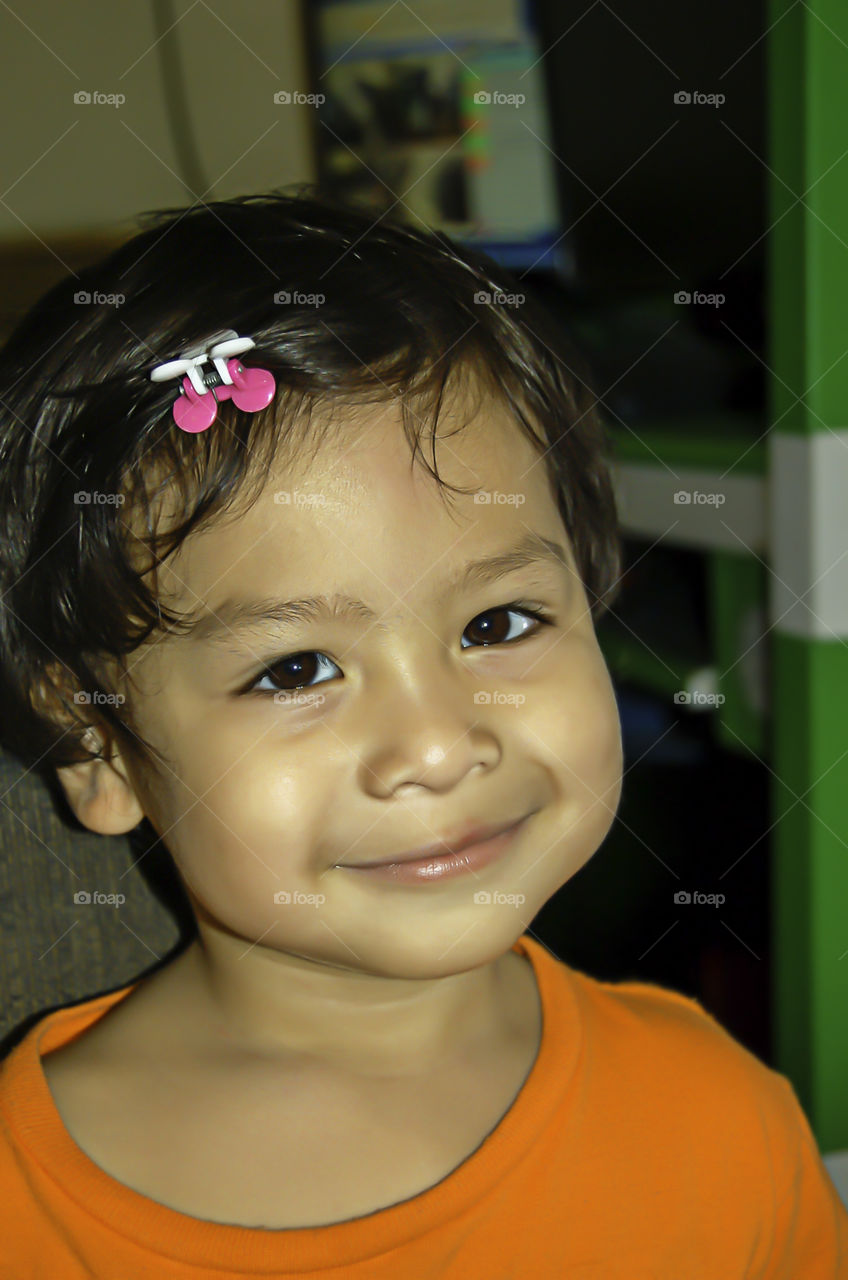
[80,389,623,981]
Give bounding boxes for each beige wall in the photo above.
[0,0,316,239]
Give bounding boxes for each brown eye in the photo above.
[248,651,339,696]
[461,605,550,649]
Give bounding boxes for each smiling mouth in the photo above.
[339,815,530,870]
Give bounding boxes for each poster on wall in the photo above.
[309,0,567,272]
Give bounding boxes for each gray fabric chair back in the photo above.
[0,745,193,1057]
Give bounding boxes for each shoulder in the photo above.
[565,964,794,1115]
[564,967,826,1200]
[571,964,755,1053]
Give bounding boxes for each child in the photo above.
[0,190,844,1278]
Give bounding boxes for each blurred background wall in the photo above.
[0,0,314,236]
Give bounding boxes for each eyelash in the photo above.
[238,600,556,699]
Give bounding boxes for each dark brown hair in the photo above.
[0,188,621,784]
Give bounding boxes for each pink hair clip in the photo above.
[149,330,276,433]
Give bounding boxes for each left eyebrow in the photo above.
[183,530,571,648]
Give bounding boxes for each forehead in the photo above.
[141,388,573,624]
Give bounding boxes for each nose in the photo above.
[357,676,503,797]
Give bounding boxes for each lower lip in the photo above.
[340,816,530,884]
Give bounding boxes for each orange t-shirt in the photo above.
[1,933,846,1278]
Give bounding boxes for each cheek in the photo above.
[534,638,623,806]
[153,738,316,889]
[198,750,312,846]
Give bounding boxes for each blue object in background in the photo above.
[615,685,709,767]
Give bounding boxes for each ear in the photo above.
[55,727,146,836]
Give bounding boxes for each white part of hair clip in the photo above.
[149,330,256,395]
